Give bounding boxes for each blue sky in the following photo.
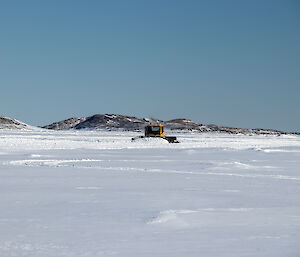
[1,0,299,131]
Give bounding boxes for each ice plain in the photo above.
[0,129,300,257]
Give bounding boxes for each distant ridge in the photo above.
[42,114,159,130]
[1,114,297,135]
[41,117,86,130]
[41,114,296,135]
[0,117,35,130]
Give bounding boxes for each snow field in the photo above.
[0,130,300,257]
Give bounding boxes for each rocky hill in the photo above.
[2,114,296,135]
[41,114,289,135]
[42,117,86,130]
[42,114,160,130]
[0,117,35,130]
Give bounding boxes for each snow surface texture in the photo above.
[0,130,300,257]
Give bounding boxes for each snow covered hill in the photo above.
[42,114,290,135]
[0,116,36,130]
[42,114,160,130]
[2,114,297,135]
[42,117,86,130]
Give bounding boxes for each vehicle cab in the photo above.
[145,124,166,137]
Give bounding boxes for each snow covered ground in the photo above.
[0,129,300,257]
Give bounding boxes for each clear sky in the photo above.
[1,0,299,131]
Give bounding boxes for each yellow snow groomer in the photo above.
[145,124,166,137]
[132,124,179,143]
